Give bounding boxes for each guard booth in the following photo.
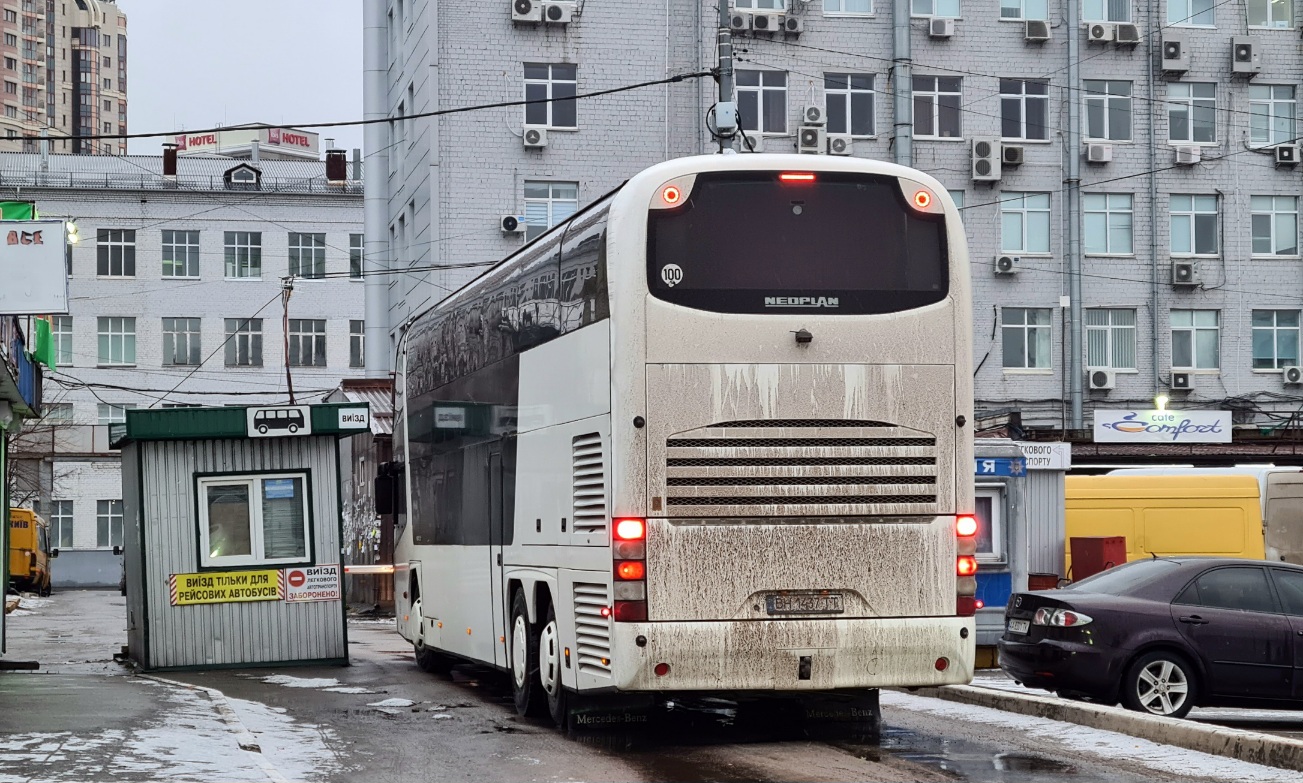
[972,438,1068,665]
[112,403,370,671]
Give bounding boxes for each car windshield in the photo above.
[1064,559,1182,595]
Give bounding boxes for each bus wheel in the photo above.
[510,591,544,717]
[414,641,453,675]
[541,603,569,728]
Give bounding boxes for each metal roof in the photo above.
[0,152,362,195]
[338,381,393,436]
[110,402,372,447]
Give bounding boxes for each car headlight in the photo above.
[1032,607,1093,627]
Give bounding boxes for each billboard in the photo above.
[0,220,69,315]
[174,127,320,158]
[1093,409,1232,444]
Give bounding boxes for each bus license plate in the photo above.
[765,593,844,615]
[1007,619,1030,635]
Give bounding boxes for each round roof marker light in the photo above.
[914,189,933,210]
[661,184,682,206]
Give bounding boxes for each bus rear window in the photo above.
[647,171,949,315]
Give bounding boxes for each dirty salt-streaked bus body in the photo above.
[391,154,978,734]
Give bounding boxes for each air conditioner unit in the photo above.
[1024,20,1050,42]
[994,255,1019,275]
[511,0,542,23]
[751,13,782,32]
[1115,23,1140,45]
[729,13,751,32]
[930,18,956,38]
[1161,35,1189,72]
[1087,143,1113,163]
[972,137,1002,182]
[738,131,764,153]
[1276,145,1300,166]
[1171,259,1199,287]
[1088,369,1116,391]
[802,104,826,126]
[522,127,548,148]
[1170,371,1193,391]
[542,2,574,24]
[1284,365,1303,385]
[1087,23,1115,43]
[783,15,803,34]
[1232,36,1261,75]
[1175,145,1201,165]
[827,134,852,155]
[798,126,826,154]
[1002,145,1025,166]
[500,215,526,234]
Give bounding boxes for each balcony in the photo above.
[0,316,42,417]
[11,423,117,456]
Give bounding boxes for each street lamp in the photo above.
[1154,394,1169,412]
[64,220,79,244]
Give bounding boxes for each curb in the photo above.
[140,674,288,783]
[916,684,1303,773]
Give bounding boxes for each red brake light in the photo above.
[779,172,816,182]
[661,184,682,205]
[614,518,646,541]
[955,515,978,537]
[956,596,979,616]
[613,601,647,622]
[956,555,978,577]
[913,190,932,209]
[615,560,646,581]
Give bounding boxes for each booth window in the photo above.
[974,486,1006,563]
[198,473,310,568]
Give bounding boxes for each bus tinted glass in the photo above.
[647,171,949,314]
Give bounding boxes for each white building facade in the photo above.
[5,151,365,585]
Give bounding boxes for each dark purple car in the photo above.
[998,557,1303,718]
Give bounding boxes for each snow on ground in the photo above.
[884,689,1303,782]
[226,696,343,781]
[259,674,343,689]
[366,697,415,708]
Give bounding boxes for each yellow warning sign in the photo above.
[168,569,283,606]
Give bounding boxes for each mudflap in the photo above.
[564,691,656,746]
[793,689,882,744]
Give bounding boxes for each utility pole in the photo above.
[1066,0,1084,429]
[714,2,738,143]
[282,277,296,405]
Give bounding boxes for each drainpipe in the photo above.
[1147,2,1160,398]
[1066,0,1083,429]
[892,0,912,166]
[363,0,391,377]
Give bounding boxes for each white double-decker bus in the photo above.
[391,154,978,734]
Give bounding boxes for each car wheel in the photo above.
[258,424,268,434]
[510,591,544,717]
[288,424,298,433]
[1122,651,1196,719]
[540,602,569,728]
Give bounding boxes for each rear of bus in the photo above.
[603,155,975,693]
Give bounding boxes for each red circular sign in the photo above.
[287,570,306,588]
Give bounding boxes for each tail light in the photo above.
[613,518,647,622]
[1033,607,1093,627]
[956,514,979,617]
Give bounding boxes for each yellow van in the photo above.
[8,507,53,595]
[1065,474,1266,577]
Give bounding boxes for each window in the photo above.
[161,230,199,277]
[95,229,135,276]
[3,34,14,46]
[43,403,75,423]
[1249,85,1295,147]
[912,76,962,139]
[162,317,202,366]
[1171,309,1220,370]
[349,233,364,279]
[50,500,73,549]
[736,0,786,7]
[288,319,327,367]
[3,82,13,95]
[1084,80,1131,141]
[1000,0,1048,19]
[1169,195,1218,256]
[224,231,262,278]
[1252,310,1300,369]
[523,181,579,241]
[1083,193,1133,254]
[1168,0,1214,25]
[1176,567,1276,613]
[973,488,1005,561]
[97,403,133,425]
[1086,309,1137,370]
[1248,0,1293,28]
[1002,307,1052,370]
[96,317,135,366]
[51,315,72,366]
[96,500,123,549]
[1168,83,1216,143]
[1083,0,1129,21]
[1000,192,1051,253]
[737,70,788,135]
[911,0,960,16]
[224,318,263,367]
[350,320,365,368]
[824,0,873,14]
[288,232,326,279]
[1000,79,1049,141]
[1271,568,1303,615]
[1251,195,1298,256]
[824,74,874,137]
[198,474,310,567]
[3,10,14,22]
[523,63,576,129]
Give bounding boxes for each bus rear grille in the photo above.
[572,433,607,534]
[573,583,612,676]
[663,420,939,516]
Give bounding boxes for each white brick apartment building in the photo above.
[6,150,365,585]
[367,1,1303,463]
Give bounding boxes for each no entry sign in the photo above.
[283,565,341,603]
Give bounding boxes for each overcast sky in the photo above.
[123,0,364,156]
